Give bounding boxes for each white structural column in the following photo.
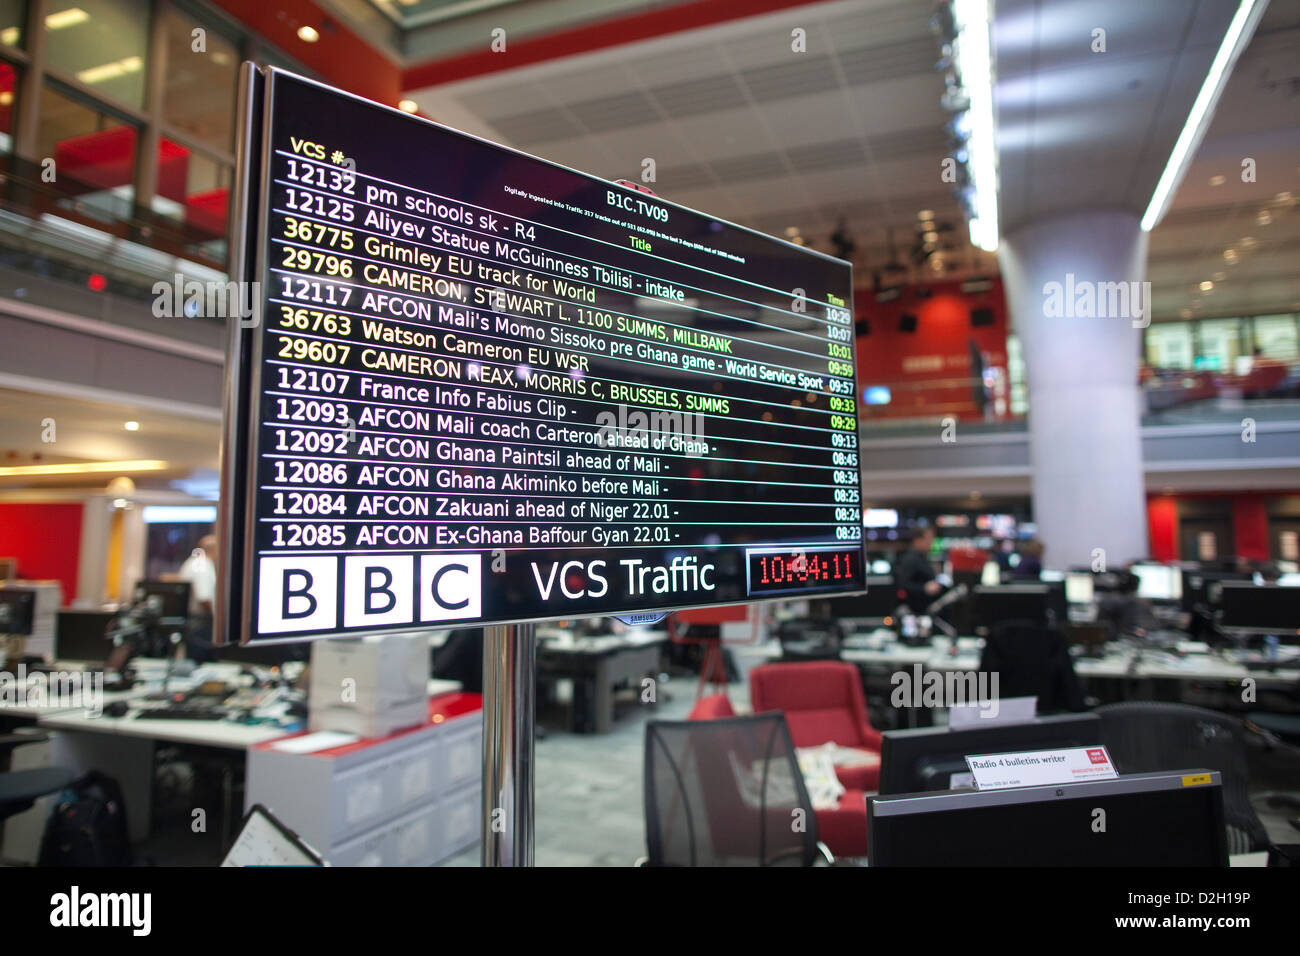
[998,209,1150,570]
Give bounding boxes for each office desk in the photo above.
[0,687,148,721]
[36,708,292,843]
[537,630,667,733]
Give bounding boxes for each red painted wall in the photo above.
[1232,495,1271,561]
[0,503,83,604]
[213,0,403,107]
[1146,496,1179,561]
[1145,492,1293,562]
[854,279,1009,421]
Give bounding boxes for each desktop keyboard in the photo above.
[134,706,226,721]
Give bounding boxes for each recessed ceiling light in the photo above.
[297,25,320,42]
[1200,280,1214,292]
[1276,191,1294,205]
[1240,235,1256,247]
[124,421,140,431]
[1223,248,1239,263]
[1209,175,1226,186]
[918,210,934,220]
[1212,271,1226,282]
[920,220,935,230]
[398,99,418,113]
[784,226,799,237]
[1180,308,1193,319]
[1255,209,1272,226]
[923,231,938,242]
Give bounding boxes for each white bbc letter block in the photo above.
[343,555,415,629]
[259,556,338,634]
[419,554,481,623]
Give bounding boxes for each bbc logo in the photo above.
[257,554,482,635]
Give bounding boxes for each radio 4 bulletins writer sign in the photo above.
[216,66,865,645]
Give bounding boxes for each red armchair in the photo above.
[688,693,737,721]
[749,662,882,792]
[686,687,868,859]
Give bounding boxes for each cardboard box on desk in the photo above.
[309,633,428,738]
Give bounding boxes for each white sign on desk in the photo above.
[966,746,1118,790]
[949,695,1036,729]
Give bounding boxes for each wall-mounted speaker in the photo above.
[855,318,871,337]
[898,313,918,333]
[970,307,994,327]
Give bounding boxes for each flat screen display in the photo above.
[220,68,863,643]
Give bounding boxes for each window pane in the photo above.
[0,0,25,49]
[1197,318,1242,371]
[37,83,135,223]
[154,139,231,261]
[1252,314,1298,360]
[0,61,16,152]
[163,9,237,151]
[45,0,148,109]
[1146,322,1193,369]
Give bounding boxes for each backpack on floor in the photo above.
[38,770,133,867]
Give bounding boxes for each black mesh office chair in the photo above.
[1095,701,1270,854]
[0,732,76,828]
[978,620,1085,713]
[643,713,832,866]
[775,618,843,663]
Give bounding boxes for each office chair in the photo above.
[978,620,1085,714]
[775,617,843,663]
[0,733,77,829]
[1095,701,1270,854]
[642,713,833,866]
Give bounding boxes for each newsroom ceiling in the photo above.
[343,0,1296,318]
[405,0,989,286]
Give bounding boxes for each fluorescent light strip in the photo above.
[954,0,999,252]
[0,459,168,477]
[46,8,89,30]
[142,505,217,524]
[1141,0,1265,231]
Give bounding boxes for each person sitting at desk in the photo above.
[896,527,943,613]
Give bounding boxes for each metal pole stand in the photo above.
[481,623,536,866]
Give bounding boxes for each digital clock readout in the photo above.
[746,547,859,596]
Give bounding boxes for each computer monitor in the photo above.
[54,610,116,662]
[879,713,1101,795]
[1064,572,1094,605]
[1132,563,1182,602]
[868,770,1228,866]
[827,576,901,619]
[0,587,36,635]
[1218,582,1300,634]
[133,580,192,621]
[970,584,1064,632]
[980,561,1001,586]
[1181,569,1252,612]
